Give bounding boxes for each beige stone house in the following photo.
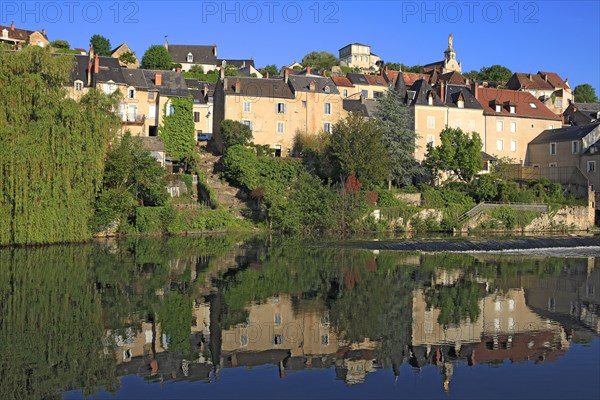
[331,76,357,98]
[212,68,344,156]
[526,123,600,190]
[111,42,139,68]
[507,71,573,116]
[0,22,48,48]
[475,87,562,162]
[338,43,380,72]
[186,78,214,137]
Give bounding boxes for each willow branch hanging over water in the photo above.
[0,47,120,245]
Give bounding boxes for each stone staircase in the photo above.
[195,146,255,215]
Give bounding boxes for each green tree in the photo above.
[159,97,195,159]
[574,84,599,103]
[220,119,253,151]
[478,64,512,84]
[375,88,420,186]
[424,127,483,183]
[0,47,120,245]
[189,64,204,74]
[301,51,337,73]
[259,64,279,77]
[141,44,173,70]
[327,113,390,189]
[118,51,137,64]
[49,39,70,49]
[464,70,479,81]
[90,34,111,56]
[91,133,167,232]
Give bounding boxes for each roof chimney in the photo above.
[439,81,445,102]
[213,43,217,57]
[266,72,269,79]
[306,66,311,75]
[164,37,168,51]
[234,79,241,93]
[87,57,92,86]
[284,68,289,83]
[203,83,209,98]
[471,81,478,99]
[155,72,162,86]
[94,53,99,74]
[219,63,225,80]
[10,21,14,31]
[565,78,570,88]
[322,70,326,77]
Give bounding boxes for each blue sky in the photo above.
[3,1,599,92]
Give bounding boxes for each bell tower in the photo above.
[443,33,462,73]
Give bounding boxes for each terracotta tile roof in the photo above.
[382,70,399,85]
[477,87,561,120]
[439,71,466,85]
[0,24,36,41]
[538,71,569,90]
[512,73,555,91]
[364,74,388,86]
[403,72,430,86]
[331,76,354,87]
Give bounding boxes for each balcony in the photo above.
[120,114,146,125]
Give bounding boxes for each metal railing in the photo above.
[458,201,548,224]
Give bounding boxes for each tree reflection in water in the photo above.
[0,236,597,397]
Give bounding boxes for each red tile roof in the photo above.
[538,71,569,90]
[477,87,561,121]
[403,72,430,86]
[383,70,399,85]
[513,73,555,91]
[439,71,466,85]
[364,74,388,86]
[331,76,354,87]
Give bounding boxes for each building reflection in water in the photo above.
[107,255,600,392]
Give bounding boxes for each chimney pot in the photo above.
[235,79,241,93]
[94,54,99,74]
[266,72,269,79]
[439,81,445,102]
[306,66,311,75]
[155,72,162,86]
[10,21,14,31]
[284,69,289,83]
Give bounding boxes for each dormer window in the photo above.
[428,93,433,106]
[74,80,83,91]
[509,105,516,113]
[324,86,330,94]
[1,29,8,38]
[457,93,465,109]
[187,52,193,63]
[495,104,502,113]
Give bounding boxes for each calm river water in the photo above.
[1,235,599,399]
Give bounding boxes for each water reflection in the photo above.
[0,237,598,399]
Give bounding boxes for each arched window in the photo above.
[187,52,193,63]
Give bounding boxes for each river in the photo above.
[1,235,598,399]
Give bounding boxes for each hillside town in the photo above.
[2,22,600,237]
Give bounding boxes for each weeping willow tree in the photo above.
[0,46,120,245]
[0,245,119,399]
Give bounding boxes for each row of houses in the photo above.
[54,30,600,187]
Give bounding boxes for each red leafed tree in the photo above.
[345,175,361,193]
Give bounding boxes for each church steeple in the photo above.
[443,33,461,73]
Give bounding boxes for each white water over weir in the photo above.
[339,236,600,255]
